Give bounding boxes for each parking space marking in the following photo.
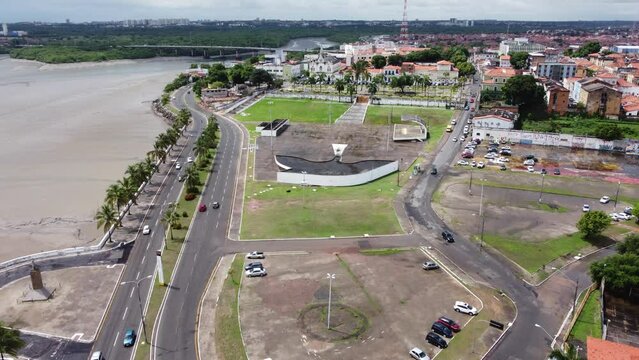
[71,333,84,341]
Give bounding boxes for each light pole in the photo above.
[538,173,546,203]
[301,171,307,208]
[479,179,487,251]
[326,273,335,329]
[614,180,621,211]
[534,323,554,349]
[121,274,153,344]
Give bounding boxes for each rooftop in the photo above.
[587,337,639,360]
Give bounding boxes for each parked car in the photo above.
[430,167,438,175]
[212,201,220,209]
[624,207,634,215]
[409,347,430,360]
[422,261,439,270]
[246,267,267,277]
[457,160,469,166]
[554,168,561,175]
[523,159,535,166]
[431,322,454,338]
[610,213,620,221]
[452,137,458,142]
[178,174,186,182]
[90,351,104,360]
[187,156,194,163]
[500,164,507,171]
[582,204,591,212]
[616,213,632,221]
[442,231,455,243]
[471,160,477,167]
[541,168,547,175]
[600,196,611,204]
[244,262,263,271]
[454,301,479,315]
[527,166,535,172]
[246,251,265,259]
[198,203,207,212]
[142,225,151,235]
[437,316,461,332]
[477,162,485,169]
[123,328,136,347]
[425,332,448,349]
[484,153,496,159]
[175,163,181,170]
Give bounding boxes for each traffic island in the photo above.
[299,303,369,342]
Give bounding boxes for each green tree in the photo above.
[508,52,529,70]
[95,203,118,241]
[502,75,547,121]
[390,73,414,94]
[352,60,369,86]
[574,41,602,58]
[250,69,273,88]
[117,177,138,206]
[593,123,624,141]
[367,82,378,97]
[185,165,200,193]
[387,54,404,66]
[481,89,505,102]
[457,62,476,77]
[317,72,326,92]
[371,55,386,69]
[105,184,124,212]
[576,210,610,238]
[590,253,639,296]
[548,343,584,360]
[161,204,181,240]
[0,322,26,360]
[405,49,442,63]
[334,79,346,102]
[347,83,356,102]
[618,233,639,255]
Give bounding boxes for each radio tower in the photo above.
[400,0,409,43]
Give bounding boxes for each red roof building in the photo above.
[587,337,639,360]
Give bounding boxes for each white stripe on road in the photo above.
[136,271,140,278]
[146,242,150,250]
[142,255,146,264]
[130,288,135,298]
[113,332,120,348]
[122,307,128,320]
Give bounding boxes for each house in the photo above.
[380,60,459,82]
[622,94,639,117]
[256,61,303,80]
[576,78,622,118]
[471,109,518,139]
[587,336,639,360]
[481,67,519,91]
[499,55,512,68]
[540,79,570,115]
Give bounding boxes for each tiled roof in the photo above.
[437,60,453,65]
[587,337,639,360]
[484,67,518,77]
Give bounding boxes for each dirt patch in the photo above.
[299,303,369,342]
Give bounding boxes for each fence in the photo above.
[268,92,456,108]
[476,128,630,152]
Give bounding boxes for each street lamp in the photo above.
[326,273,335,329]
[538,173,546,203]
[534,323,554,349]
[121,275,153,344]
[301,171,308,208]
[614,180,621,211]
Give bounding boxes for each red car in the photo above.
[198,203,207,212]
[437,316,461,332]
[470,98,475,103]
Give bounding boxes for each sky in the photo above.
[3,0,639,23]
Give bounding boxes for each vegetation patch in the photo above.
[569,289,603,343]
[360,248,410,256]
[214,256,248,360]
[237,97,349,123]
[481,232,613,273]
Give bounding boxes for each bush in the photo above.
[184,193,196,201]
[182,211,188,217]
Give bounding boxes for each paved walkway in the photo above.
[197,255,234,360]
[335,102,368,124]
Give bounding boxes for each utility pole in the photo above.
[538,173,546,203]
[326,273,335,329]
[480,215,486,251]
[614,181,621,211]
[469,169,473,196]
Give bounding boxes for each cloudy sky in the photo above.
[4,0,639,22]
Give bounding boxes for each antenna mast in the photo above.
[400,0,409,43]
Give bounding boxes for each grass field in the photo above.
[215,256,247,360]
[481,232,612,273]
[569,289,603,343]
[240,174,403,239]
[236,97,350,123]
[365,106,454,152]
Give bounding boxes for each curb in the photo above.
[194,256,224,360]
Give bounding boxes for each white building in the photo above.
[499,38,545,55]
[535,60,577,81]
[471,110,517,139]
[612,45,639,54]
[256,62,302,80]
[305,50,342,75]
[2,23,7,36]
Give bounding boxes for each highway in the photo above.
[90,86,204,360]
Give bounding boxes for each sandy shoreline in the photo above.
[0,56,191,263]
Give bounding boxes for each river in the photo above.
[0,56,194,262]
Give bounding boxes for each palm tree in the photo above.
[335,79,346,102]
[125,164,145,187]
[343,71,353,85]
[193,141,208,160]
[161,205,181,240]
[147,147,167,163]
[307,75,317,91]
[118,177,138,206]
[367,82,378,97]
[548,343,583,360]
[352,60,369,86]
[0,322,26,360]
[422,75,432,96]
[317,73,326,92]
[105,184,124,212]
[347,83,356,103]
[185,165,200,192]
[95,203,118,241]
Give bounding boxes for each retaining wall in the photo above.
[276,161,399,187]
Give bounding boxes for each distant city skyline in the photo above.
[3,0,639,23]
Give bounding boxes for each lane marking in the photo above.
[136,271,140,278]
[113,332,120,348]
[130,288,135,298]
[122,307,128,320]
[142,255,146,264]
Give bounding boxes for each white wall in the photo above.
[474,129,625,151]
[277,161,399,187]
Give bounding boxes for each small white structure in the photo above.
[256,119,289,137]
[472,110,518,139]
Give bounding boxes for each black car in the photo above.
[212,201,220,209]
[500,164,507,171]
[244,262,263,271]
[442,231,455,243]
[554,168,561,175]
[431,322,454,338]
[541,168,547,175]
[430,167,438,175]
[524,154,538,162]
[426,331,448,349]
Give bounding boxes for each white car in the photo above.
[523,159,535,166]
[484,153,496,159]
[245,267,267,277]
[498,157,510,162]
[454,301,479,316]
[527,166,535,172]
[610,213,620,221]
[142,225,150,235]
[616,213,632,221]
[246,251,265,259]
[471,160,477,167]
[451,120,457,125]
[477,162,485,169]
[452,137,458,142]
[600,196,611,204]
[409,347,430,360]
[187,156,194,163]
[175,163,182,170]
[582,204,590,212]
[457,160,469,166]
[90,352,104,360]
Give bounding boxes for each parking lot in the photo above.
[238,250,500,360]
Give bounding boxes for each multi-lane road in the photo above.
[14,78,607,360]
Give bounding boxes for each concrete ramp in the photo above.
[335,101,369,124]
